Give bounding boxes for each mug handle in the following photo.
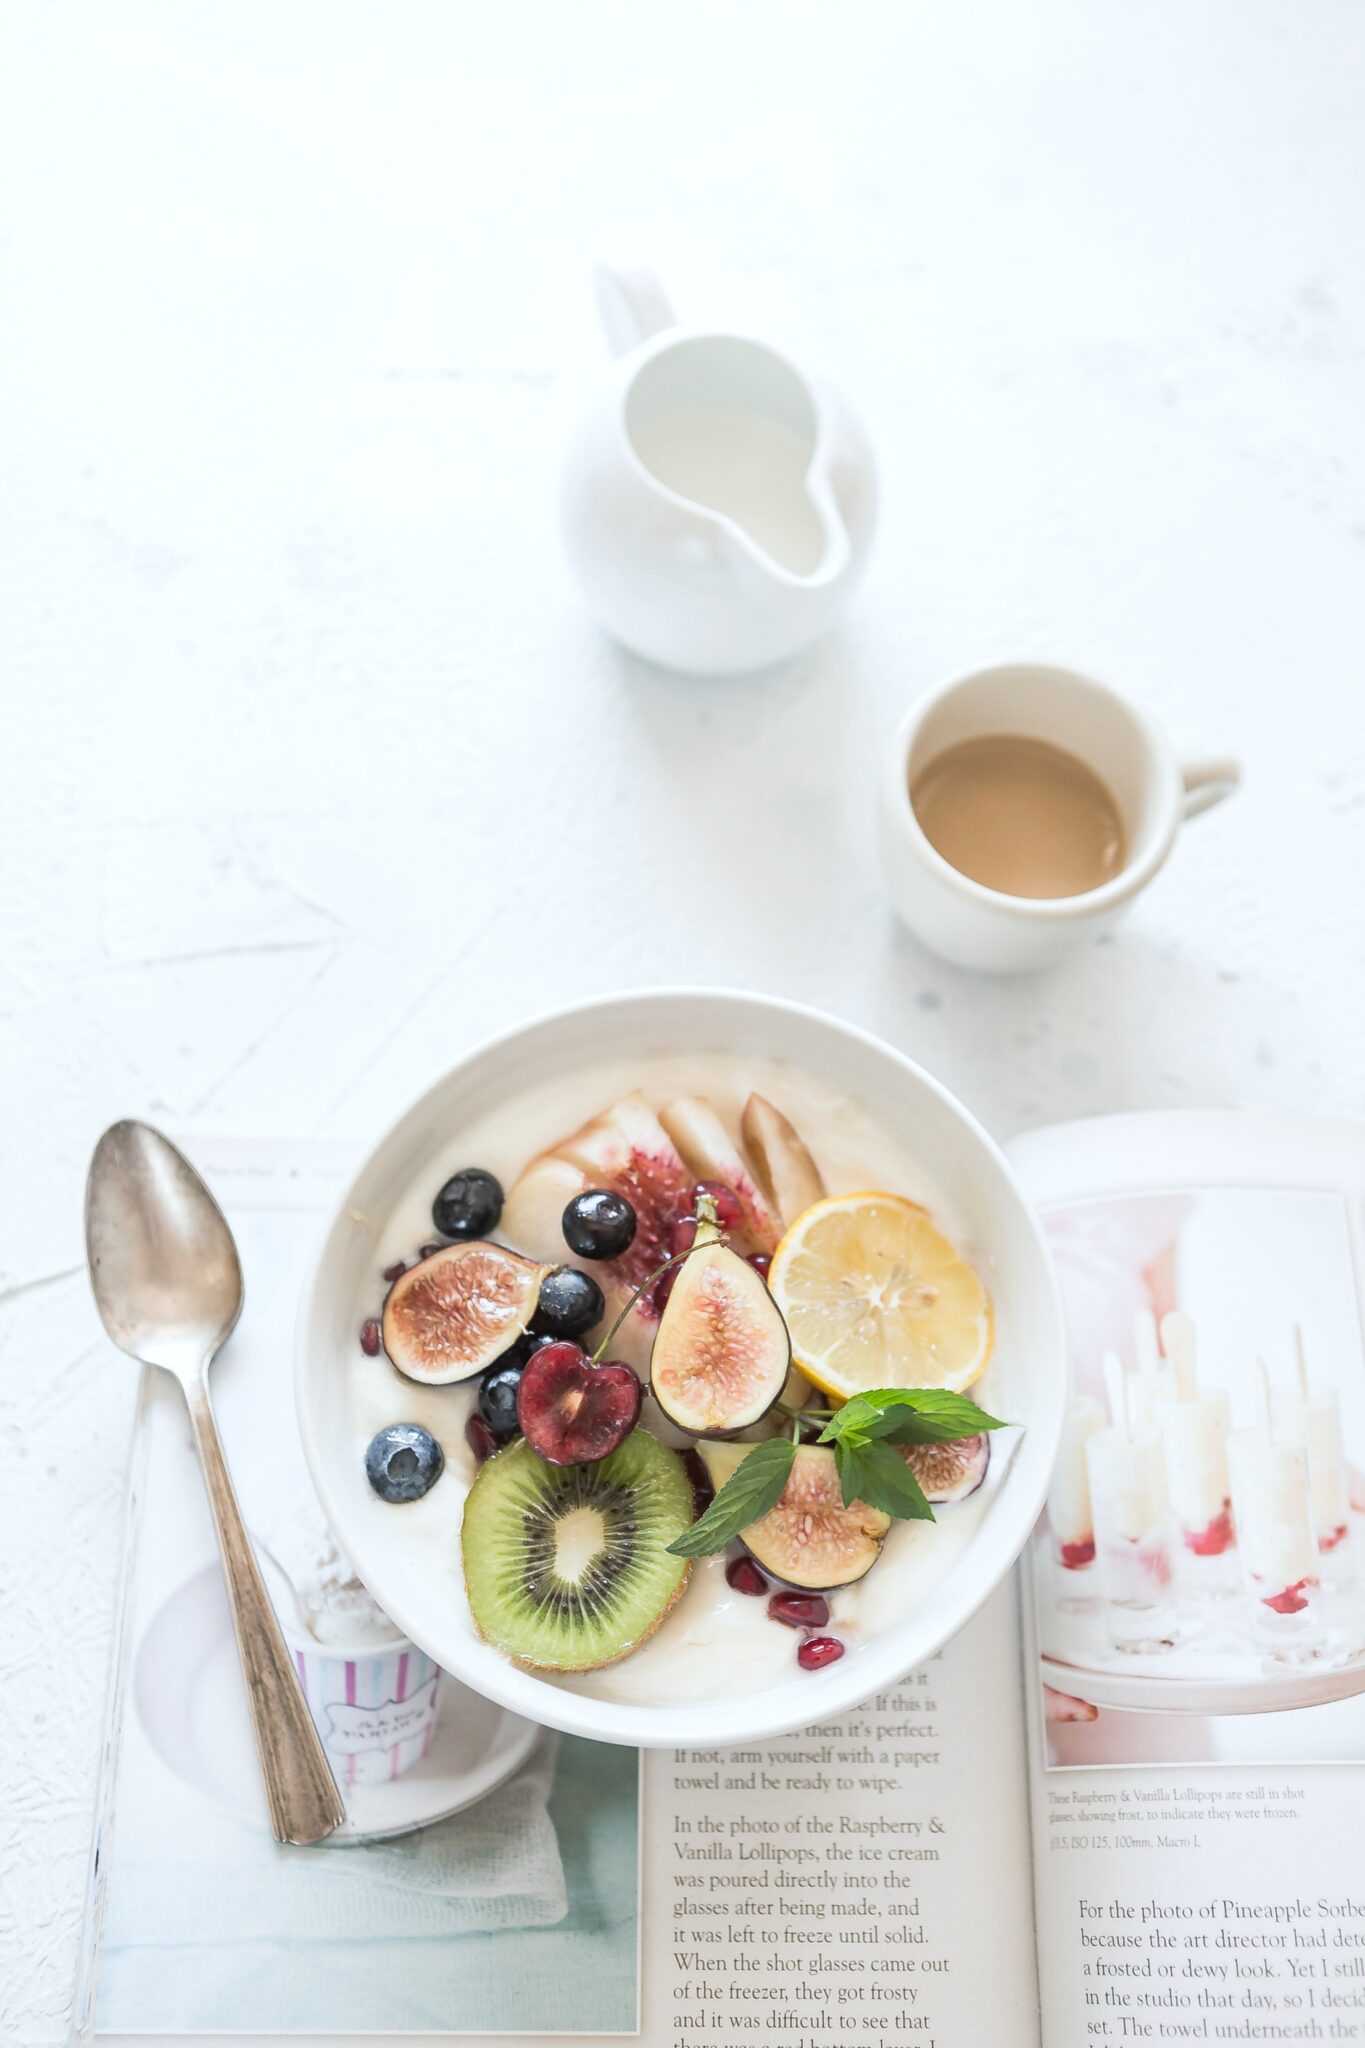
[593,262,676,357]
[1180,756,1241,820]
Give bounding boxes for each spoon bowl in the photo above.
[86,1121,243,1378]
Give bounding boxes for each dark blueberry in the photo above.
[562,1188,637,1261]
[365,1424,444,1503]
[533,1265,606,1339]
[478,1359,525,1441]
[432,1167,503,1241]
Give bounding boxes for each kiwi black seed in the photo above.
[460,1430,693,1670]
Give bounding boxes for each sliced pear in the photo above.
[659,1096,779,1251]
[741,1093,826,1228]
[650,1218,790,1436]
[742,1445,890,1589]
[503,1093,693,1370]
[500,1152,590,1263]
[696,1441,752,1493]
[558,1090,690,1191]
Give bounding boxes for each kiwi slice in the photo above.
[461,1429,693,1671]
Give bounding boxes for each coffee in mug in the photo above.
[878,662,1240,973]
[909,734,1126,900]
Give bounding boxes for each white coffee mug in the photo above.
[877,662,1239,974]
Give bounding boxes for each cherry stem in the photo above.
[590,1221,728,1364]
[775,1400,835,1424]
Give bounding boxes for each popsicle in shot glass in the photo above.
[1227,1426,1324,1655]
[1156,1313,1238,1596]
[1047,1393,1106,1596]
[1277,1328,1352,1588]
[1128,1310,1176,1435]
[1086,1354,1176,1654]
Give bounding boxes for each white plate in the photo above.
[295,988,1067,1751]
[1039,1649,1365,1716]
[135,1562,541,1842]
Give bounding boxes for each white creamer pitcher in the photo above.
[561,265,877,674]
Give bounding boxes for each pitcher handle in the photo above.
[1180,756,1241,820]
[594,262,676,357]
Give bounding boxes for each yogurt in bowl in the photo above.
[296,990,1066,1750]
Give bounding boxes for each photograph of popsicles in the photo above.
[1032,1186,1365,1764]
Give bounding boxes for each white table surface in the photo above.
[2,3,1363,2037]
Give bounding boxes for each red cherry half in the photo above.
[517,1340,643,1465]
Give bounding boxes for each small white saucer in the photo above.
[134,1561,541,1843]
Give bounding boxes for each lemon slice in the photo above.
[768,1191,993,1401]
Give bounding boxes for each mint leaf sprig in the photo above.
[667,1436,797,1557]
[666,1389,1009,1557]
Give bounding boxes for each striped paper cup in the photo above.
[292,1635,441,1789]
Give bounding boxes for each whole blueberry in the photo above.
[478,1360,525,1440]
[533,1265,606,1339]
[432,1167,503,1241]
[365,1424,444,1503]
[562,1188,637,1261]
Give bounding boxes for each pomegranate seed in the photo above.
[769,1592,829,1629]
[747,1253,772,1282]
[797,1634,845,1672]
[692,1180,743,1231]
[681,1448,714,1513]
[381,1260,407,1284]
[465,1412,499,1464]
[669,1214,698,1257]
[726,1555,768,1597]
[359,1319,382,1357]
[419,1242,442,1259]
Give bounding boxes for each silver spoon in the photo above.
[85,1121,345,1846]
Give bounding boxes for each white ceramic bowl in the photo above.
[296,990,1066,1750]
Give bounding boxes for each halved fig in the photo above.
[900,1431,990,1504]
[741,1444,890,1589]
[382,1242,546,1385]
[502,1093,693,1368]
[651,1218,790,1436]
[659,1097,779,1252]
[741,1094,825,1229]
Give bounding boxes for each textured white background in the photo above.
[2,2,1363,2038]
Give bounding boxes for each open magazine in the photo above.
[78,1114,1365,2047]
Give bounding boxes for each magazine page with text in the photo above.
[1013,1114,1365,2047]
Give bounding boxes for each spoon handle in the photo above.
[184,1379,346,1844]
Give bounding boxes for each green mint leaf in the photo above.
[820,1387,1006,1449]
[666,1437,797,1557]
[879,1391,1007,1444]
[835,1440,936,1522]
